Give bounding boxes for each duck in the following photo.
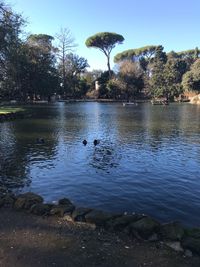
[82,139,87,146]
[93,139,100,146]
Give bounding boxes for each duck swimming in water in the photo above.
[82,139,87,146]
[93,139,100,146]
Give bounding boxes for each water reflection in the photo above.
[0,107,59,190]
[0,102,200,226]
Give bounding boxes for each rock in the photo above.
[185,249,193,257]
[159,222,185,241]
[0,197,4,208]
[14,197,26,210]
[72,207,92,222]
[106,214,145,231]
[14,192,43,210]
[129,216,160,239]
[0,193,16,208]
[0,185,8,196]
[165,241,184,252]
[50,204,75,217]
[182,237,200,255]
[85,210,117,227]
[58,198,73,206]
[63,215,74,222]
[182,228,200,255]
[2,194,16,207]
[30,203,54,216]
[148,233,159,242]
[184,228,200,239]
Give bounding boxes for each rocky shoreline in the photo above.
[0,191,200,258]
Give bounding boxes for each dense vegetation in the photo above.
[114,46,200,100]
[0,1,89,100]
[0,1,200,101]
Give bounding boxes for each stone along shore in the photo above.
[0,191,200,259]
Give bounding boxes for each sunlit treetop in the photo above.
[177,47,200,59]
[85,32,124,55]
[114,45,159,63]
[86,32,124,76]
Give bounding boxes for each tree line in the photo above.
[0,1,90,101]
[86,32,200,100]
[0,1,200,101]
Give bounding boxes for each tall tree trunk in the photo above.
[62,44,66,92]
[107,55,111,78]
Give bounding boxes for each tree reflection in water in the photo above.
[0,110,58,191]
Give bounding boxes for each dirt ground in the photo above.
[0,208,199,267]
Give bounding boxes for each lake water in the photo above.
[0,102,200,226]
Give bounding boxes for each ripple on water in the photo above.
[0,103,200,227]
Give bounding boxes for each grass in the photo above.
[0,107,25,115]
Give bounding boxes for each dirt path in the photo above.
[0,208,199,267]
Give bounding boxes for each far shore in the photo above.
[0,98,150,104]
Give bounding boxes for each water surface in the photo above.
[0,102,200,226]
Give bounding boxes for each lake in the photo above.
[0,102,200,226]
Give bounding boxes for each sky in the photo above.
[7,0,200,71]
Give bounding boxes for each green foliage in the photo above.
[177,48,200,59]
[72,78,90,98]
[114,46,159,77]
[59,53,89,97]
[182,59,200,92]
[1,1,200,101]
[176,48,200,70]
[27,34,54,49]
[100,61,144,100]
[106,79,122,99]
[150,53,188,99]
[0,2,26,99]
[85,32,124,52]
[114,45,158,63]
[118,61,144,99]
[24,34,58,99]
[64,53,89,77]
[163,59,186,98]
[153,45,167,64]
[86,32,124,76]
[167,51,180,59]
[149,46,167,97]
[96,70,113,98]
[150,61,166,97]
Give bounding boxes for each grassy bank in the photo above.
[0,107,25,115]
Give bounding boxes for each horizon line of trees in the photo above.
[1,1,200,102]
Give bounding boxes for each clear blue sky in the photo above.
[8,0,200,70]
